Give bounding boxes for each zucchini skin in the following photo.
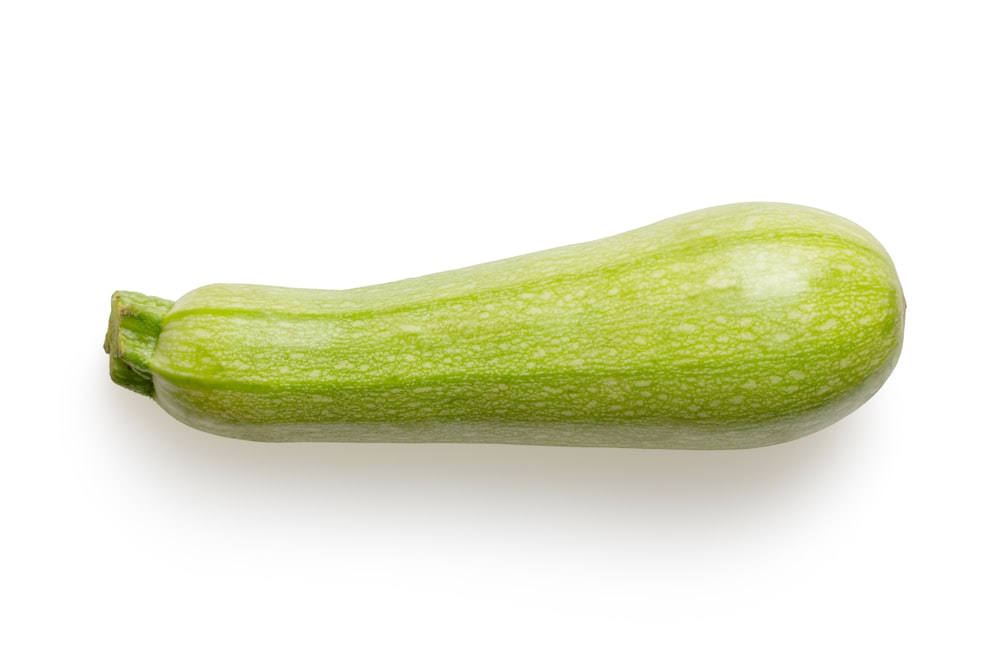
[106,202,905,448]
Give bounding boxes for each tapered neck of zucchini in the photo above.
[104,291,174,397]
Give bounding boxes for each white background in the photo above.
[2,1,997,665]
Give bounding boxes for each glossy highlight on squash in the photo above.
[104,202,905,448]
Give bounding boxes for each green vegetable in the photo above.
[104,202,904,448]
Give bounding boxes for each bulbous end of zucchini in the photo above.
[104,291,174,397]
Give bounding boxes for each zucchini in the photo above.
[104,202,904,448]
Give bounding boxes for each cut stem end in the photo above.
[104,291,174,397]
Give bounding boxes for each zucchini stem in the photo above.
[104,291,174,397]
